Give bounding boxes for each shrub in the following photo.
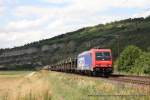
[117,45,142,72]
[133,52,150,74]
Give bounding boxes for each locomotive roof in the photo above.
[78,48,111,57]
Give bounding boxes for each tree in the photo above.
[117,45,142,72]
[133,52,150,74]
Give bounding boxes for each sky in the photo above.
[0,0,150,49]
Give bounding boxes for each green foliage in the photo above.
[117,45,142,72]
[145,15,150,21]
[133,52,150,74]
[117,45,150,75]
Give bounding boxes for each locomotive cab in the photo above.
[92,49,113,75]
[77,48,113,76]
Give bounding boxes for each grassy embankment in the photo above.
[0,71,149,100]
[0,71,51,100]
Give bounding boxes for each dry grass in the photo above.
[47,71,150,100]
[0,71,149,100]
[0,71,51,100]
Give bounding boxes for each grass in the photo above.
[47,71,150,100]
[0,71,51,100]
[0,71,149,100]
[0,71,32,78]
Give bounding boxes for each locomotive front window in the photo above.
[96,52,111,61]
[103,52,110,56]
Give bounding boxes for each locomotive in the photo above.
[49,48,113,76]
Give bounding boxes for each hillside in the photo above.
[0,16,150,70]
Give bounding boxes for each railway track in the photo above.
[48,70,150,86]
[58,72,150,86]
[112,74,150,79]
[107,74,150,86]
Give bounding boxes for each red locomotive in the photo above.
[77,48,113,75]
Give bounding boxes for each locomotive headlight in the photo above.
[96,65,99,67]
[108,64,111,67]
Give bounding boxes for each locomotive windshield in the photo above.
[96,52,111,61]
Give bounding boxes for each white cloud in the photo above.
[0,30,44,48]
[120,0,150,8]
[0,0,150,48]
[0,0,4,5]
[0,0,5,16]
[43,0,69,4]
[14,6,53,17]
[69,0,150,13]
[6,16,49,31]
[0,7,4,15]
[132,10,150,18]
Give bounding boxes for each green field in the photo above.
[0,71,149,100]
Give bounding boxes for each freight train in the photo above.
[48,48,113,76]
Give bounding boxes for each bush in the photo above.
[117,45,142,72]
[116,45,150,75]
[133,52,150,74]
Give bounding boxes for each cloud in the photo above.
[43,0,70,4]
[0,7,4,15]
[132,10,150,18]
[0,0,150,48]
[0,0,4,5]
[119,0,150,8]
[6,16,49,31]
[0,0,5,16]
[0,30,44,48]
